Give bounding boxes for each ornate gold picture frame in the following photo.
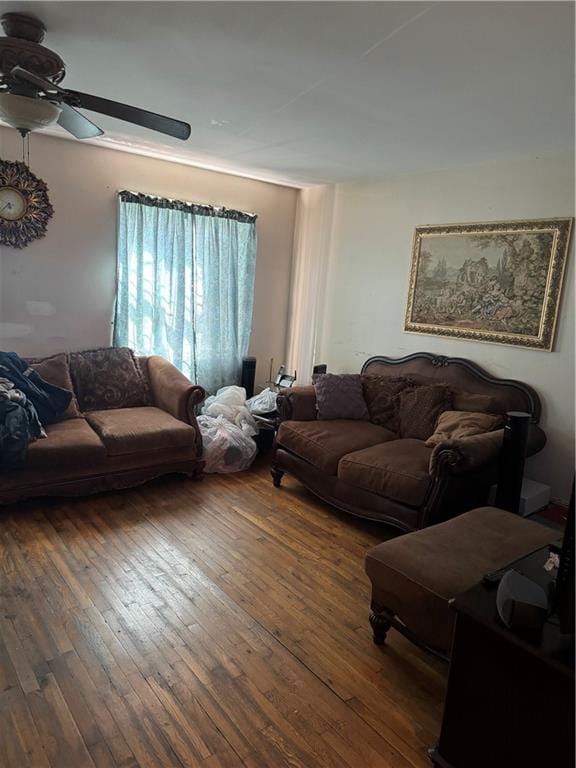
[404,217,573,351]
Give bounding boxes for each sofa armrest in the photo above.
[276,386,318,421]
[429,424,546,478]
[146,356,206,425]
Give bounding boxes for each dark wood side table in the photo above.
[430,546,575,768]
[253,411,281,453]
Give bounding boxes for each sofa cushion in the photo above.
[86,407,197,456]
[425,410,504,447]
[314,374,369,421]
[338,439,432,507]
[70,347,151,412]
[361,375,417,431]
[29,353,82,420]
[26,418,106,468]
[365,507,558,653]
[396,384,453,440]
[276,419,395,475]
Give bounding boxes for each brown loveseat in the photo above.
[0,350,205,504]
[271,353,546,532]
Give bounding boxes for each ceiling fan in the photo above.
[0,12,191,141]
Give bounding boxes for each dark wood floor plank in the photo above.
[26,672,96,768]
[88,740,119,768]
[0,612,41,694]
[0,686,51,768]
[0,687,36,768]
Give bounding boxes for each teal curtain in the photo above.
[114,192,257,393]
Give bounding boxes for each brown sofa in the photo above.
[271,353,546,532]
[0,352,205,504]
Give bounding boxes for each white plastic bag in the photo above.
[197,415,257,473]
[203,385,246,410]
[247,388,278,415]
[202,385,258,437]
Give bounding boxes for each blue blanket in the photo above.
[0,395,45,470]
[0,351,72,425]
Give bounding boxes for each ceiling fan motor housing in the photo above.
[0,13,65,84]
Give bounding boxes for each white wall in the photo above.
[0,129,298,390]
[319,153,575,503]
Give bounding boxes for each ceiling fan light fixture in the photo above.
[0,92,61,132]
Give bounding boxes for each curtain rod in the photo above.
[118,189,257,222]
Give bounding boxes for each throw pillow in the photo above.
[396,384,453,440]
[426,410,504,447]
[29,353,81,419]
[70,347,151,412]
[453,390,505,414]
[361,374,417,431]
[314,374,369,420]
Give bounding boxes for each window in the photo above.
[114,191,257,393]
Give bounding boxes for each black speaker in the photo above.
[313,363,327,376]
[241,357,256,398]
[495,411,531,514]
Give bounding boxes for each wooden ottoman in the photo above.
[365,506,558,658]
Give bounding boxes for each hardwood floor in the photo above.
[0,458,446,767]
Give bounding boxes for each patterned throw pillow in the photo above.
[29,353,81,419]
[69,347,151,412]
[314,374,369,420]
[426,410,504,447]
[396,384,453,440]
[361,375,418,432]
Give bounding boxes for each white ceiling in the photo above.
[1,1,574,187]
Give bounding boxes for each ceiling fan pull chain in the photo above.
[18,128,31,166]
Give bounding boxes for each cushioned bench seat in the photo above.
[365,507,558,655]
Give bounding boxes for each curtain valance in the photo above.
[118,190,257,224]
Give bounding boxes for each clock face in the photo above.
[0,160,53,249]
[0,186,27,221]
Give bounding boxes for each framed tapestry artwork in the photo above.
[404,217,573,351]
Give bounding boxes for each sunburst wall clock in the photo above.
[0,159,53,249]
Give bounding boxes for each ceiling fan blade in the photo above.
[11,66,190,141]
[57,102,103,139]
[64,89,191,141]
[10,65,64,94]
